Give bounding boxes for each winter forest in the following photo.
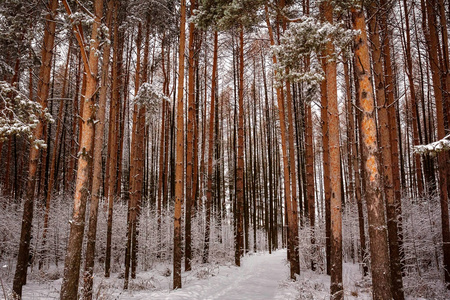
[1,0,450,299]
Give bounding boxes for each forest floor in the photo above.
[14,249,378,300]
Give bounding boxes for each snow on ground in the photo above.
[18,249,373,300]
[143,250,289,300]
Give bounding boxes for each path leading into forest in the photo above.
[137,249,290,300]
[20,248,372,299]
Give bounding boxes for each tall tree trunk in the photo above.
[324,2,343,298]
[261,52,275,252]
[124,22,142,290]
[131,17,151,280]
[264,5,296,277]
[366,3,404,298]
[403,0,424,196]
[305,101,315,270]
[320,57,332,276]
[185,0,197,271]
[66,55,81,193]
[318,2,332,275]
[203,31,218,264]
[437,0,450,125]
[173,0,186,289]
[12,0,58,297]
[235,26,245,266]
[423,0,450,286]
[105,4,124,277]
[350,59,368,276]
[351,6,393,299]
[284,78,300,277]
[82,1,113,298]
[40,42,70,269]
[60,0,103,298]
[279,0,301,276]
[157,102,167,258]
[3,57,21,198]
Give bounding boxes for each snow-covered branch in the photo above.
[272,17,356,101]
[0,81,53,146]
[133,83,170,117]
[414,135,450,155]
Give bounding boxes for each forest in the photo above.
[0,0,450,299]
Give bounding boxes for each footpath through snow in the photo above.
[20,249,374,299]
[145,249,289,300]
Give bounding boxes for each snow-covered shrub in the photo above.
[400,190,450,298]
[128,276,160,291]
[193,264,219,279]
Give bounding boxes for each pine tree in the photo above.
[12,0,58,297]
[173,0,186,289]
[351,5,393,299]
[59,0,103,298]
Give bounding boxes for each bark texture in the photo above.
[60,0,103,298]
[173,0,186,289]
[12,0,58,297]
[351,7,393,300]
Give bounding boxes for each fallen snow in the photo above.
[17,249,378,300]
[145,250,288,300]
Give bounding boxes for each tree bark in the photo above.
[264,5,296,277]
[173,0,186,289]
[203,31,218,264]
[40,42,70,270]
[305,101,315,270]
[423,0,450,286]
[185,0,197,271]
[124,21,143,290]
[366,3,404,298]
[60,0,103,298]
[12,0,58,297]
[82,2,113,298]
[323,2,343,298]
[235,26,245,266]
[351,6,393,300]
[402,0,424,196]
[105,3,124,277]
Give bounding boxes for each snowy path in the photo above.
[19,249,373,299]
[133,249,290,300]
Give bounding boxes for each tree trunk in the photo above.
[318,3,332,276]
[82,2,113,298]
[423,0,450,286]
[40,42,70,269]
[305,101,315,270]
[264,5,296,277]
[235,26,245,266]
[366,3,404,298]
[351,6,393,299]
[323,2,343,298]
[185,0,197,271]
[60,0,103,298]
[66,55,81,193]
[402,0,424,196]
[173,0,186,289]
[105,3,124,277]
[124,21,142,290]
[12,0,58,297]
[285,81,300,277]
[261,52,275,252]
[203,31,218,264]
